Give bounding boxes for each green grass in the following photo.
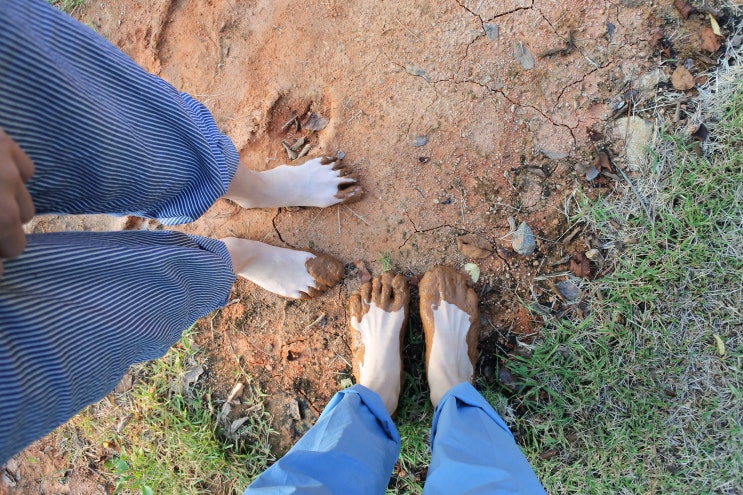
[56,330,274,495]
[378,250,394,272]
[502,57,743,493]
[47,0,85,14]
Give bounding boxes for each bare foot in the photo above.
[349,272,409,416]
[419,266,479,407]
[221,238,343,299]
[224,155,363,208]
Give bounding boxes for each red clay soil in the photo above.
[3,0,727,492]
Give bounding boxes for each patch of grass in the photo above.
[47,0,85,14]
[505,41,743,494]
[378,250,393,272]
[56,330,274,494]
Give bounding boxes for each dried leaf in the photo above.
[539,448,559,460]
[498,365,519,392]
[574,161,598,180]
[700,27,722,53]
[182,365,204,386]
[114,373,133,394]
[555,280,582,302]
[456,234,493,259]
[585,248,601,261]
[691,123,709,141]
[526,166,547,179]
[671,66,695,91]
[570,251,591,278]
[673,0,694,19]
[230,416,250,434]
[593,151,611,171]
[304,113,328,132]
[709,13,722,36]
[587,128,605,141]
[464,263,480,283]
[171,365,204,396]
[649,28,665,48]
[226,382,245,403]
[513,41,535,70]
[713,334,726,357]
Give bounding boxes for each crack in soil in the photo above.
[272,209,295,248]
[554,60,615,107]
[454,0,536,29]
[451,77,580,145]
[398,211,461,249]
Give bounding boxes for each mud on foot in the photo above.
[419,266,480,407]
[222,237,344,299]
[349,272,409,416]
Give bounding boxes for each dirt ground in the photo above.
[3,0,731,493]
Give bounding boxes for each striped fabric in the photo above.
[0,0,240,462]
[0,0,239,224]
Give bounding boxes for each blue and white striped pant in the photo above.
[0,0,238,462]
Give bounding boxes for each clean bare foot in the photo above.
[223,155,363,209]
[221,237,343,299]
[349,272,409,416]
[419,266,479,407]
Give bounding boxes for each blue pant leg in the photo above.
[423,383,546,495]
[0,231,235,464]
[245,385,401,495]
[0,0,239,224]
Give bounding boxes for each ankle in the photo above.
[360,378,400,416]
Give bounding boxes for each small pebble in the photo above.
[484,23,499,41]
[413,135,429,147]
[512,221,536,256]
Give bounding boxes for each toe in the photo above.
[349,291,365,323]
[379,272,394,307]
[304,254,344,298]
[335,184,364,204]
[371,274,383,303]
[391,274,410,308]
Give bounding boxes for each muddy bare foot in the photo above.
[419,266,479,407]
[224,155,363,208]
[349,272,409,416]
[221,237,343,299]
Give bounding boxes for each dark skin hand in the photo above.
[0,128,35,279]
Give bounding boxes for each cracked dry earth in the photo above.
[4,0,711,492]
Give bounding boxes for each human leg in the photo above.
[0,1,362,224]
[224,155,363,209]
[0,231,235,464]
[245,386,399,495]
[0,0,238,224]
[221,238,345,300]
[425,384,547,495]
[419,266,546,495]
[244,273,409,493]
